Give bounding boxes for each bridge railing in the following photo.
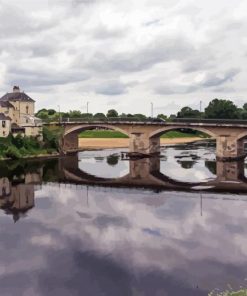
[172,118,247,124]
[42,117,165,124]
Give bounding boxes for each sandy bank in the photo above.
[78,137,203,149]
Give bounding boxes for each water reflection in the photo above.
[1,145,247,295]
[0,147,247,223]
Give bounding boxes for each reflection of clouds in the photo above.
[1,145,247,294]
[2,185,243,294]
[78,149,129,178]
[160,147,216,182]
[93,214,130,229]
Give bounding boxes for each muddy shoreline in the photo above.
[78,137,203,149]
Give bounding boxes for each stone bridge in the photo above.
[51,120,247,160]
[57,156,247,193]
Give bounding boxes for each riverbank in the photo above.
[79,137,203,149]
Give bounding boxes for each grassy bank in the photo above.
[0,127,62,160]
[79,130,208,138]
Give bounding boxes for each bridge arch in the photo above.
[236,131,247,141]
[62,124,130,154]
[64,124,130,137]
[149,126,216,139]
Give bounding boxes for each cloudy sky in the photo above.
[0,0,247,115]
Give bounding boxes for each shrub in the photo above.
[5,146,22,159]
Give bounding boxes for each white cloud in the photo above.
[0,0,246,114]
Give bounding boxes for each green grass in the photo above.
[79,130,208,138]
[79,130,129,138]
[209,289,247,296]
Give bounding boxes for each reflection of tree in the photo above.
[107,154,119,166]
[205,161,216,175]
[177,160,196,169]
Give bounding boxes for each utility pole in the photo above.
[57,105,61,123]
[200,101,202,119]
[86,101,89,115]
[151,102,154,118]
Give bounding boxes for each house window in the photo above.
[26,106,29,114]
[26,119,29,123]
[2,121,6,128]
[3,131,5,136]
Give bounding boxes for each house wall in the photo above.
[0,106,14,120]
[8,100,35,125]
[0,119,11,137]
[24,126,43,140]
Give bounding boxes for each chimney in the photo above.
[13,86,20,93]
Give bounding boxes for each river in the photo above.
[0,142,247,296]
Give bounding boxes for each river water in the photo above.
[1,142,247,296]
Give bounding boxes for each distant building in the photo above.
[0,113,11,137]
[0,86,42,138]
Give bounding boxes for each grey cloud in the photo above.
[155,68,240,95]
[92,26,126,40]
[202,68,240,88]
[155,84,198,95]
[88,37,193,73]
[0,3,57,39]
[143,19,161,27]
[95,80,128,95]
[8,68,90,90]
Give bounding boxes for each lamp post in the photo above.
[151,102,154,118]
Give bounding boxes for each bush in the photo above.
[11,134,24,148]
[5,146,22,159]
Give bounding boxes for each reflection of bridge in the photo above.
[57,156,247,193]
[49,120,247,160]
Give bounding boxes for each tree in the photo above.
[107,109,118,118]
[69,110,82,118]
[157,114,167,121]
[133,114,147,121]
[204,99,239,119]
[107,154,119,166]
[93,113,106,120]
[177,107,201,118]
[36,110,49,119]
[47,109,56,116]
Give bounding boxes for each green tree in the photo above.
[107,109,118,118]
[36,110,49,119]
[107,154,119,166]
[47,109,56,116]
[177,107,201,118]
[157,114,167,121]
[204,99,239,119]
[93,113,106,120]
[69,110,82,118]
[133,113,147,121]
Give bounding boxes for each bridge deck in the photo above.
[44,120,247,128]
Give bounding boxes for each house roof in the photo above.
[0,101,14,108]
[0,113,11,121]
[0,91,35,103]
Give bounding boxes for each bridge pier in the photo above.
[216,136,246,160]
[129,133,160,155]
[62,132,78,154]
[216,160,245,182]
[129,158,160,179]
